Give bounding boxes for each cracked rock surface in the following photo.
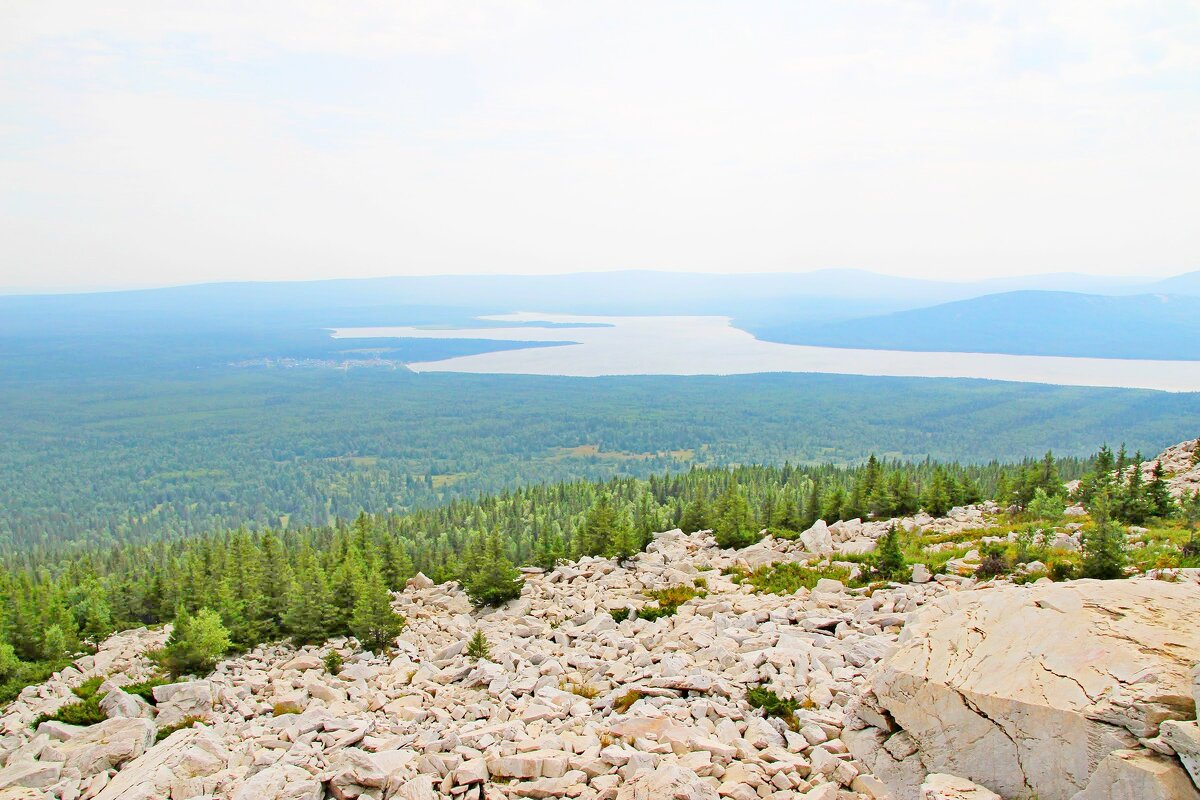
[849,577,1200,800]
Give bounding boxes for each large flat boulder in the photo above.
[93,725,229,800]
[849,579,1200,800]
[53,717,156,778]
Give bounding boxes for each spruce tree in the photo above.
[464,532,524,607]
[161,607,232,677]
[1081,494,1128,580]
[328,550,366,636]
[874,525,907,580]
[713,480,758,549]
[0,638,19,682]
[821,485,847,523]
[256,532,294,640]
[580,495,618,556]
[801,477,822,528]
[679,496,711,534]
[922,470,952,516]
[1145,461,1174,519]
[466,629,491,661]
[349,570,405,653]
[1116,456,1152,524]
[283,548,336,645]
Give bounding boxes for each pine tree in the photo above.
[381,536,415,591]
[256,532,294,640]
[283,548,336,645]
[777,497,804,532]
[1116,455,1152,524]
[580,495,618,556]
[993,472,1013,507]
[349,570,405,653]
[1145,461,1174,519]
[160,607,232,677]
[466,629,491,661]
[821,485,847,523]
[1076,444,1115,505]
[41,625,68,662]
[922,470,952,516]
[801,476,822,528]
[0,638,19,682]
[713,480,758,549]
[679,496,710,534]
[464,532,525,607]
[1081,494,1128,580]
[874,525,907,579]
[890,472,918,515]
[328,549,366,636]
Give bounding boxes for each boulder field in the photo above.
[0,522,1198,799]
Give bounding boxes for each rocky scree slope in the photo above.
[0,500,1198,799]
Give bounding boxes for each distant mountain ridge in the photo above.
[2,268,1198,362]
[749,291,1200,361]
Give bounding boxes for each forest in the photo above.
[3,368,1198,553]
[9,441,1195,705]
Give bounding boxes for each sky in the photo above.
[1,1,1198,293]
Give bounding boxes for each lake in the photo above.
[332,312,1200,392]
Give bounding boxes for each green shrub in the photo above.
[613,689,643,713]
[323,650,343,675]
[33,693,108,728]
[644,585,703,606]
[0,642,20,684]
[158,608,232,677]
[562,680,599,699]
[155,715,205,742]
[1048,560,1077,582]
[1027,489,1066,521]
[72,676,105,700]
[124,676,172,704]
[976,542,1011,579]
[747,685,799,730]
[637,604,677,622]
[609,608,631,623]
[741,563,851,595]
[0,659,67,706]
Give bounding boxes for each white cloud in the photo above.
[0,0,1197,291]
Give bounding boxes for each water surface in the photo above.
[332,313,1200,392]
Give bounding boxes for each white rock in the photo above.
[1159,720,1200,789]
[280,654,324,672]
[615,763,719,800]
[55,717,156,778]
[855,580,1200,800]
[800,521,834,556]
[920,773,1001,799]
[1069,748,1200,800]
[98,688,152,720]
[0,761,61,791]
[232,764,323,800]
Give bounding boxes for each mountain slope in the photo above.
[749,291,1200,360]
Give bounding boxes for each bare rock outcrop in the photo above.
[849,578,1200,800]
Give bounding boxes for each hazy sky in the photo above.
[2,1,1198,292]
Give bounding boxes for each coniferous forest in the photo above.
[7,443,1195,704]
[3,369,1198,551]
